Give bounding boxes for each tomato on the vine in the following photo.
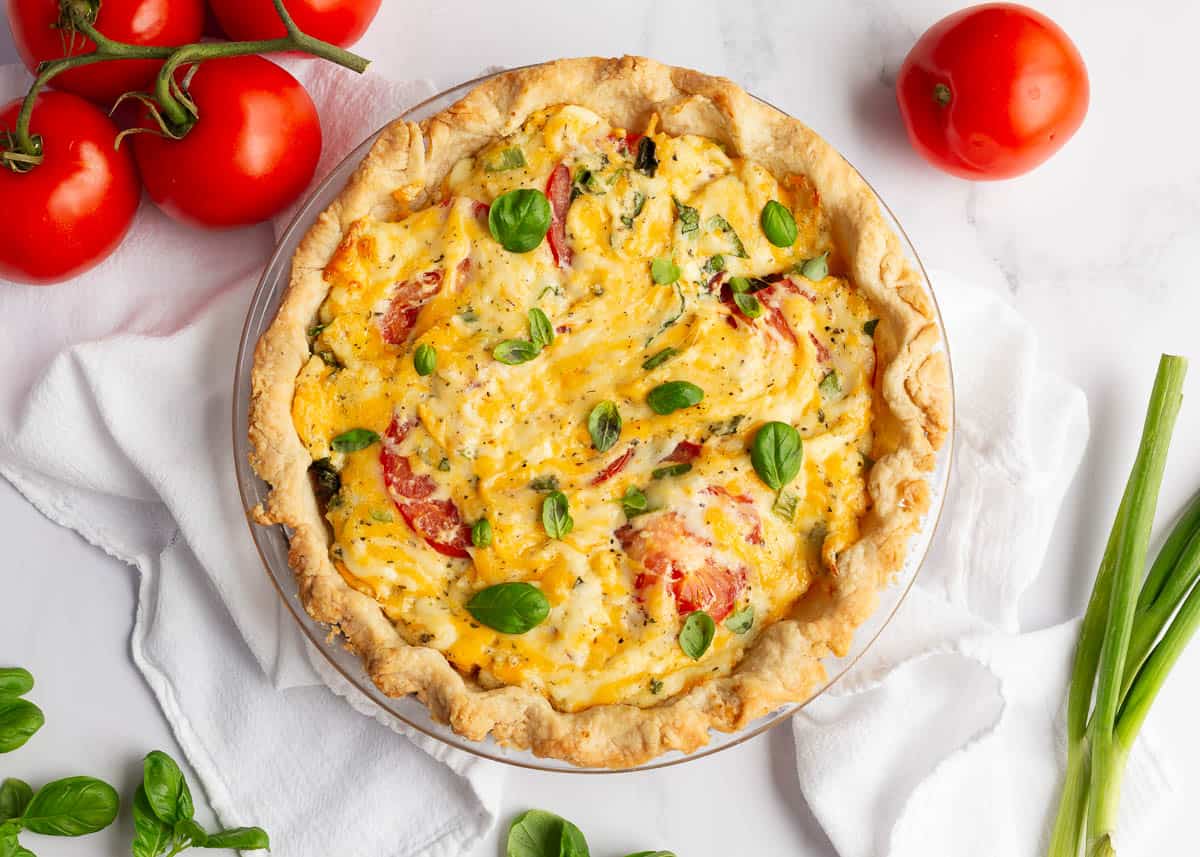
[0,92,141,285]
[7,0,206,105]
[130,55,322,228]
[896,3,1089,180]
[208,0,381,48]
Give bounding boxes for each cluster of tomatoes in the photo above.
[0,0,381,285]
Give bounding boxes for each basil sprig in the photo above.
[650,257,679,285]
[488,188,552,253]
[330,428,379,453]
[0,670,42,754]
[542,491,574,539]
[647,381,704,415]
[413,343,437,376]
[467,583,550,634]
[750,421,803,492]
[587,401,622,452]
[761,200,798,247]
[679,611,716,659]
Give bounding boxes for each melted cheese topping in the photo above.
[294,106,876,711]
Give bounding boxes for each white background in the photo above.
[3,1,1200,854]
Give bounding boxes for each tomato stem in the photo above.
[933,83,953,106]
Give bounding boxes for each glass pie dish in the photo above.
[232,67,956,773]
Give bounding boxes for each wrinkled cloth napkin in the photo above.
[0,61,503,857]
[794,275,1177,856]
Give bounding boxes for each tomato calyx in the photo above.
[0,130,44,174]
[932,83,952,107]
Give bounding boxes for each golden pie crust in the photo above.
[248,56,950,768]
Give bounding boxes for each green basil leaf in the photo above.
[369,509,393,524]
[797,251,829,281]
[309,458,341,505]
[772,490,799,522]
[587,401,622,452]
[620,191,646,228]
[529,475,560,493]
[0,781,32,823]
[647,381,704,415]
[702,254,725,275]
[488,188,552,253]
[0,700,43,754]
[0,670,33,699]
[493,339,541,365]
[819,370,841,398]
[733,292,762,319]
[471,518,493,549]
[706,214,748,258]
[672,197,699,236]
[650,257,679,285]
[175,818,208,848]
[679,611,716,660]
[467,583,550,634]
[706,414,746,437]
[541,491,574,540]
[760,200,798,247]
[641,347,677,371]
[750,421,803,492]
[633,136,658,177]
[651,462,691,480]
[142,751,193,825]
[863,318,879,336]
[130,786,172,857]
[330,428,379,453]
[727,276,751,294]
[623,852,676,857]
[413,343,437,376]
[528,308,554,349]
[0,829,19,857]
[620,486,649,518]
[506,810,590,857]
[306,322,327,338]
[485,146,527,172]
[725,606,754,635]
[571,167,606,199]
[21,777,118,837]
[202,827,270,850]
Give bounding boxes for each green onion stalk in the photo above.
[1,0,369,172]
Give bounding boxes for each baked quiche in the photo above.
[249,56,950,768]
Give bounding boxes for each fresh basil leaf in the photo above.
[760,200,798,247]
[702,254,725,275]
[706,414,746,437]
[679,611,716,660]
[485,146,527,172]
[175,818,208,848]
[672,197,699,236]
[750,421,803,492]
[529,475,559,493]
[647,381,704,415]
[772,490,799,522]
[0,828,19,857]
[587,401,622,453]
[202,827,270,850]
[0,781,32,823]
[620,486,649,518]
[21,777,118,837]
[797,251,829,281]
[623,852,676,857]
[493,339,541,365]
[571,167,605,199]
[309,458,341,504]
[648,678,663,695]
[306,322,327,338]
[528,308,554,349]
[0,700,43,753]
[330,428,379,454]
[728,276,751,294]
[641,347,677,371]
[650,257,679,285]
[142,751,193,826]
[733,292,762,319]
[819,370,841,398]
[633,136,658,177]
[0,670,33,699]
[471,518,492,549]
[863,318,879,336]
[130,785,172,857]
[725,606,754,634]
[12,846,33,857]
[620,191,646,228]
[413,343,437,376]
[706,214,748,258]
[651,462,691,480]
[488,188,552,253]
[467,583,550,634]
[506,810,590,857]
[541,491,574,539]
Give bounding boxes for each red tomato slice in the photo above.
[663,441,703,463]
[379,269,444,345]
[808,331,830,362]
[592,446,636,485]
[704,486,764,546]
[379,417,471,558]
[545,162,573,268]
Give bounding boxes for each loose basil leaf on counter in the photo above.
[0,700,43,754]
[21,777,119,837]
[0,780,33,822]
[863,318,879,336]
[467,583,550,635]
[488,188,552,253]
[413,343,437,376]
[650,257,679,285]
[642,347,677,371]
[506,809,590,857]
[706,214,748,258]
[131,785,172,857]
[647,381,704,415]
[471,518,493,549]
[330,428,379,453]
[541,491,574,539]
[587,401,622,452]
[679,611,716,660]
[203,827,270,850]
[750,421,803,492]
[797,251,829,281]
[819,369,841,398]
[142,750,193,826]
[725,606,755,635]
[733,292,763,319]
[528,308,554,349]
[0,669,33,699]
[620,486,650,518]
[760,200,798,247]
[633,136,658,177]
[651,462,691,480]
[493,339,541,365]
[485,146,527,172]
[672,197,699,235]
[620,191,646,228]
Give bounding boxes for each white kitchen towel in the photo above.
[0,59,504,857]
[793,275,1177,856]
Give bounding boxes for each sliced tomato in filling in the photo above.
[379,269,444,345]
[663,440,703,463]
[592,445,635,485]
[704,485,764,546]
[379,417,471,558]
[545,162,573,268]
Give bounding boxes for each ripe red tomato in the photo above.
[0,92,141,285]
[896,3,1089,180]
[130,55,322,228]
[7,0,206,105]
[208,0,381,48]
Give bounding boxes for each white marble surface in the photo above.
[3,1,1199,854]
